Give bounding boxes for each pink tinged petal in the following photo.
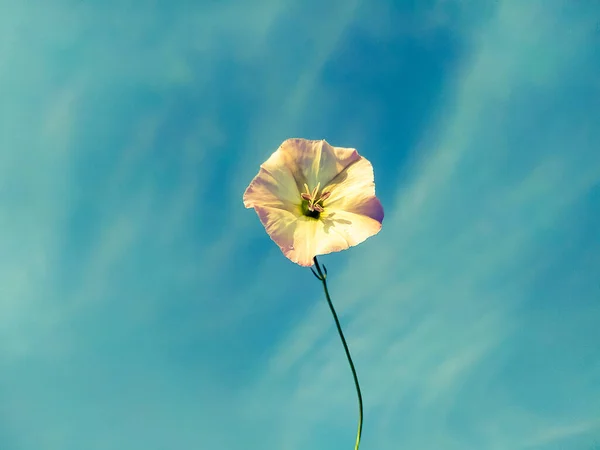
[324,156,385,224]
[290,218,320,266]
[252,207,354,267]
[252,205,298,251]
[320,209,383,249]
[279,138,361,189]
[243,149,303,214]
[252,206,317,267]
[317,140,363,185]
[284,210,381,266]
[291,217,350,266]
[244,138,384,267]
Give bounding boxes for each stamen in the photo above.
[311,182,320,200]
[300,183,327,217]
[303,183,311,196]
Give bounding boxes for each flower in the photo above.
[243,138,384,266]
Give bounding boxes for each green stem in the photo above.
[312,256,363,450]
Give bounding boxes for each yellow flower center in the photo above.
[300,182,331,219]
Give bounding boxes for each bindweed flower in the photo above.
[243,138,383,450]
[243,138,384,266]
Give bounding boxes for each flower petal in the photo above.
[243,148,303,214]
[319,208,383,249]
[252,207,351,266]
[252,205,301,257]
[292,217,348,266]
[323,156,385,224]
[279,138,361,190]
[245,138,384,267]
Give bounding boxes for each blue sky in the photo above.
[1,0,599,449]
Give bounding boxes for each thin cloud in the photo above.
[1,0,598,449]
[246,1,600,449]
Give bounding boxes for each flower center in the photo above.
[300,182,331,219]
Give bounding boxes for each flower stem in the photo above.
[312,256,363,450]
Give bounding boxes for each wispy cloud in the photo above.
[1,0,598,449]
[245,1,600,449]
[1,0,366,448]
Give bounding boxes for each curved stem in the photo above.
[312,256,363,450]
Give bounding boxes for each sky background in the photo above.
[1,0,600,449]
